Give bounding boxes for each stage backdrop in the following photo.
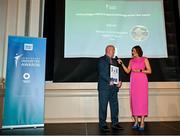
[3,36,46,129]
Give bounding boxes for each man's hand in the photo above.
[117,81,122,88]
[109,80,114,86]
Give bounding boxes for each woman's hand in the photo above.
[118,59,131,74]
[117,59,123,65]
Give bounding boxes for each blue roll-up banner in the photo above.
[2,36,46,129]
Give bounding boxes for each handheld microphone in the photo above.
[115,56,118,60]
[115,56,122,65]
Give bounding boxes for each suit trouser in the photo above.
[98,88,119,127]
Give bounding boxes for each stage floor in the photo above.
[0,122,180,135]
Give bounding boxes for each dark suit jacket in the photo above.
[98,55,122,92]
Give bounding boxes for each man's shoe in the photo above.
[112,124,123,130]
[100,125,110,132]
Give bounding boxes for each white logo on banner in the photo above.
[24,43,33,51]
[23,73,31,83]
[23,73,30,80]
[14,54,23,67]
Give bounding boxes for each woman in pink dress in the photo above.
[118,46,151,131]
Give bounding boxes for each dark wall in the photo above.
[178,0,180,16]
[43,0,180,82]
[43,0,55,80]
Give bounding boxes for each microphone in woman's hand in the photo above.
[115,56,122,65]
[115,56,118,60]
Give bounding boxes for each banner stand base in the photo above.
[1,124,44,130]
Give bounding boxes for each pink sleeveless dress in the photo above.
[130,57,148,116]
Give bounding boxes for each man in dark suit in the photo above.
[98,45,123,132]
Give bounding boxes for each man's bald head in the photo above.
[105,45,115,58]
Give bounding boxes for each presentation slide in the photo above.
[65,0,167,58]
